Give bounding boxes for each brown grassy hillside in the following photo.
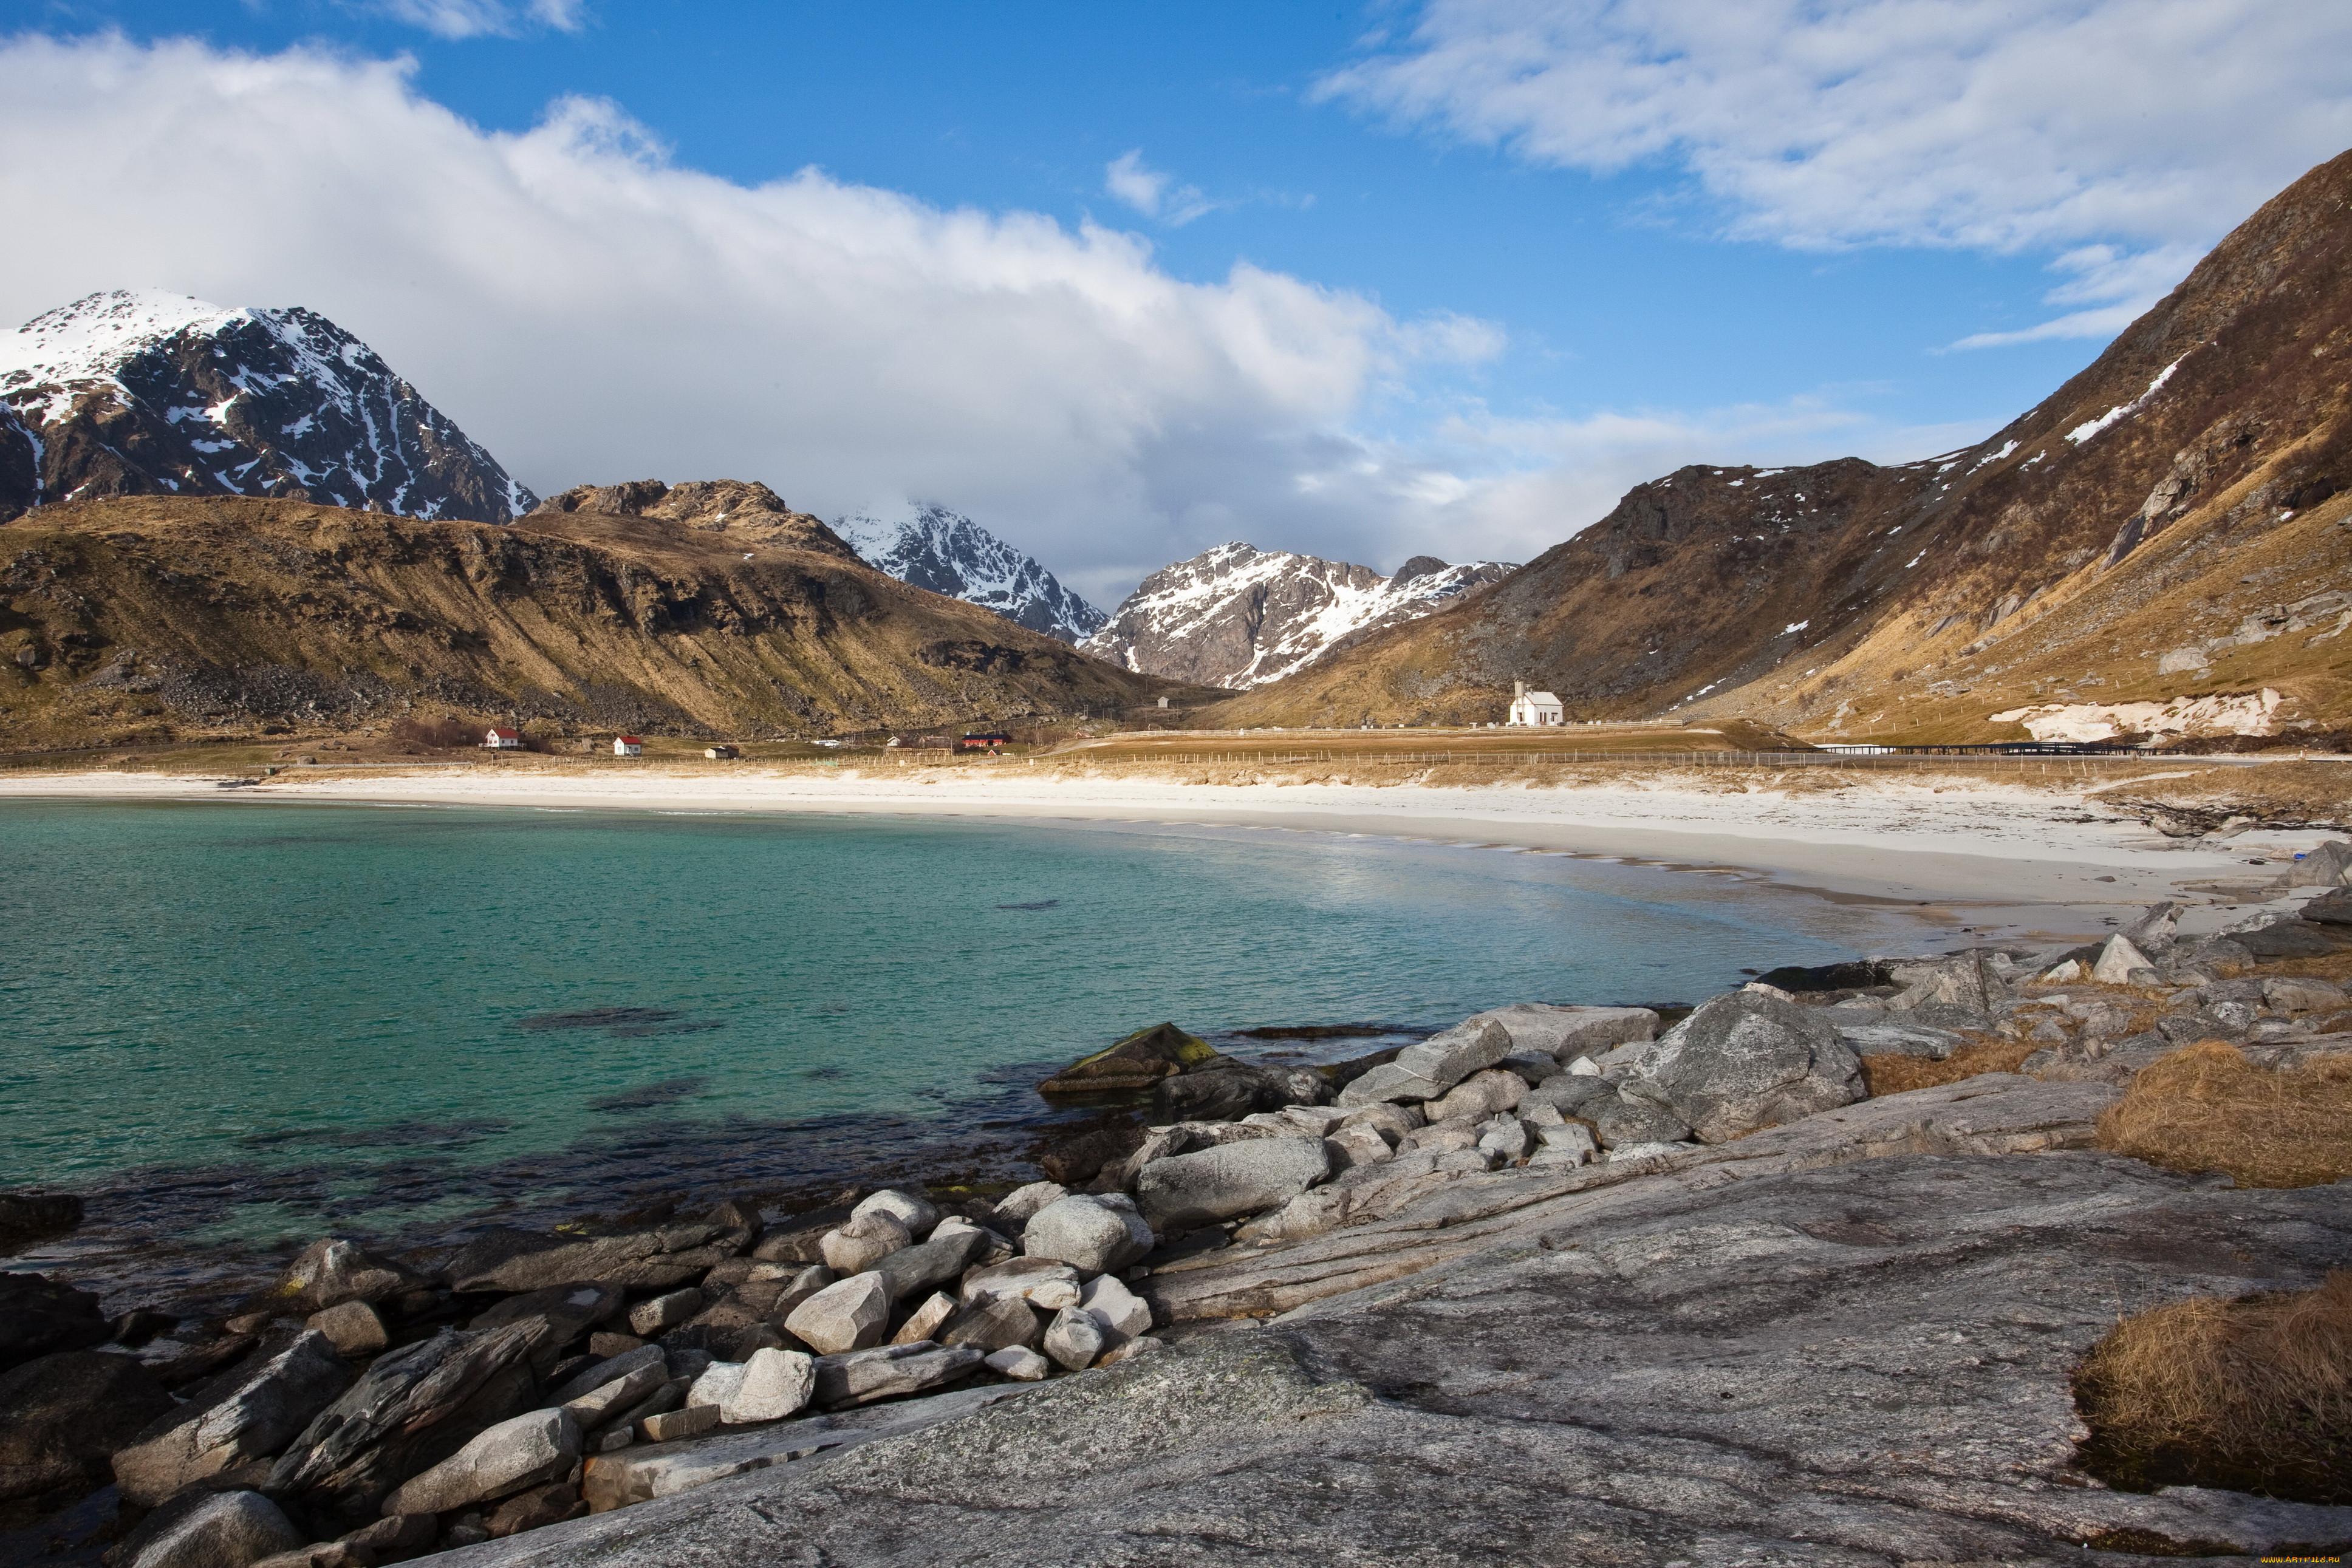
[0,496,1214,748]
[1210,149,2352,741]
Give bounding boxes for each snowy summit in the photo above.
[836,503,1107,645]
[1081,542,1517,690]
[0,289,533,523]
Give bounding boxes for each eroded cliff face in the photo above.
[0,497,1204,745]
[0,291,532,525]
[1210,149,2352,741]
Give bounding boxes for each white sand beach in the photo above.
[5,762,2331,949]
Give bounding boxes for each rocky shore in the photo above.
[5,852,2351,1567]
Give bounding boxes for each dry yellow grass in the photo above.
[1858,1038,2037,1096]
[2074,1272,2352,1503]
[2095,1041,2352,1189]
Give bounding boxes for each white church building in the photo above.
[1508,680,1565,726]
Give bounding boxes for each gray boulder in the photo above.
[1041,1307,1105,1372]
[1421,1067,1525,1123]
[128,1490,303,1568]
[873,1228,990,1302]
[812,1343,985,1408]
[2302,886,2352,925]
[1520,1074,1622,1119]
[941,1295,1044,1353]
[627,1288,704,1338]
[1134,1137,1333,1233]
[1835,1022,1967,1060]
[1019,1196,1154,1275]
[2090,934,2156,984]
[446,1222,736,1295]
[988,1182,1067,1227]
[384,1406,581,1515]
[783,1273,890,1357]
[266,1319,549,1518]
[562,1360,668,1430]
[1622,991,1863,1144]
[547,1342,667,1406]
[114,1330,350,1505]
[0,1350,173,1503]
[820,1212,912,1277]
[959,1257,1082,1309]
[722,1348,815,1424]
[279,1238,423,1312]
[851,1189,941,1238]
[0,1272,111,1373]
[1335,1019,1510,1106]
[1465,1003,1658,1064]
[304,1301,389,1357]
[2280,839,2352,886]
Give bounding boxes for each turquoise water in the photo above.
[2,799,1893,1264]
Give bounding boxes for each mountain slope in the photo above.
[1211,149,2352,742]
[836,505,1106,644]
[0,496,1213,747]
[0,290,532,525]
[1081,543,1516,690]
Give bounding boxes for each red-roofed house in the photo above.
[484,726,522,749]
[614,735,644,757]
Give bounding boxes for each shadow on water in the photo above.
[236,1119,513,1150]
[587,1077,708,1113]
[995,899,1061,910]
[512,1006,724,1038]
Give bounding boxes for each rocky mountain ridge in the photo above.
[1081,542,1515,690]
[0,290,532,527]
[835,506,1106,646]
[1208,149,2352,741]
[0,496,1212,746]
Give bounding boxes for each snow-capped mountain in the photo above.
[836,503,1107,644]
[1079,544,1517,689]
[0,290,532,524]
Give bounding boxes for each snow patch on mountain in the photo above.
[836,504,1107,644]
[1080,542,1516,689]
[0,289,533,522]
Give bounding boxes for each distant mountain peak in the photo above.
[1,288,532,524]
[1079,542,1517,689]
[835,503,1106,644]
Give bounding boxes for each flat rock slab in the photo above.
[425,1144,2351,1566]
[576,1383,1039,1513]
[1144,1072,2122,1321]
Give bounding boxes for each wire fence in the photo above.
[933,748,2179,772]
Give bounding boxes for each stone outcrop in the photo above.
[431,1148,2352,1567]
[113,1330,350,1505]
[1621,989,1866,1142]
[0,1351,174,1502]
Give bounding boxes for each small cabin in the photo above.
[1507,682,1564,726]
[705,745,740,760]
[961,732,1013,749]
[484,727,522,749]
[613,735,643,757]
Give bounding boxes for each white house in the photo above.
[1508,680,1564,726]
[614,735,644,757]
[484,726,522,749]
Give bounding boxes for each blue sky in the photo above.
[5,2,2351,602]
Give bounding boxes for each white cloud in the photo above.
[1320,0,2352,343]
[1103,149,1216,225]
[376,0,586,39]
[1947,242,2205,349]
[0,34,1517,605]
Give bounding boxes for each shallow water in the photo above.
[2,799,1909,1305]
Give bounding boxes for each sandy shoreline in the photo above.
[2,763,2324,949]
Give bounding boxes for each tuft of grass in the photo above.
[1858,1037,2036,1096]
[2095,1042,2352,1189]
[2074,1272,2352,1504]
